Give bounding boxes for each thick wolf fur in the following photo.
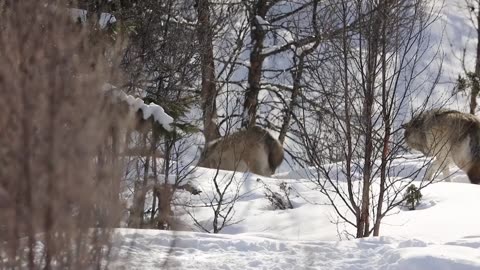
[197,126,284,176]
[403,109,480,183]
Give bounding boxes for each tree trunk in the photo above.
[340,0,360,226]
[278,57,304,144]
[197,0,220,142]
[149,131,159,225]
[471,7,480,114]
[107,125,122,227]
[157,138,174,229]
[374,4,390,236]
[243,1,269,128]
[279,0,320,143]
[129,134,150,228]
[358,2,382,238]
[21,85,35,269]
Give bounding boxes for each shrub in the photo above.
[259,179,294,210]
[404,184,422,210]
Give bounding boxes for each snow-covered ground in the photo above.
[110,229,480,270]
[109,155,480,269]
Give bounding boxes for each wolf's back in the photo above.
[198,126,284,176]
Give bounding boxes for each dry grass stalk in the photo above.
[0,1,126,268]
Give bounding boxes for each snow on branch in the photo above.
[69,8,117,29]
[118,93,174,132]
[104,84,174,132]
[255,15,271,31]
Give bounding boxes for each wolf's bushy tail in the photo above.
[259,130,284,174]
[250,127,284,174]
[267,139,284,174]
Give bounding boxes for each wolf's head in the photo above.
[402,113,429,154]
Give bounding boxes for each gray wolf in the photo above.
[403,109,480,184]
[197,126,284,177]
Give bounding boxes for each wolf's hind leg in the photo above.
[248,160,271,177]
[467,165,480,184]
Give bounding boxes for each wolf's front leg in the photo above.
[425,156,451,182]
[441,162,451,182]
[424,162,437,181]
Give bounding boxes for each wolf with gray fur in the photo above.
[197,126,284,177]
[403,109,480,184]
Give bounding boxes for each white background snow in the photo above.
[108,1,480,269]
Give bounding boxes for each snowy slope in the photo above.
[110,158,480,269]
[426,0,478,111]
[109,229,480,270]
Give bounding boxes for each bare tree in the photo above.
[201,0,325,135]
[114,0,204,230]
[186,170,246,234]
[456,0,480,114]
[294,0,443,238]
[128,134,152,228]
[197,0,221,143]
[241,0,271,128]
[185,122,248,234]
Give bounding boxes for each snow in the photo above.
[255,15,271,31]
[109,154,480,269]
[69,8,116,29]
[105,86,174,132]
[294,40,317,55]
[261,45,283,55]
[109,230,480,269]
[121,93,173,132]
